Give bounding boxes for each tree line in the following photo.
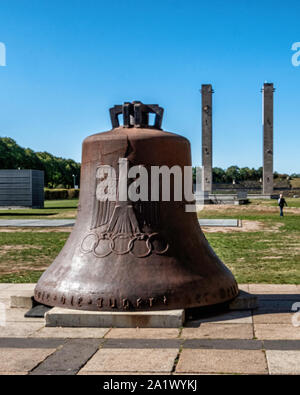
[193,165,294,184]
[0,137,80,188]
[1,137,297,188]
[212,166,263,183]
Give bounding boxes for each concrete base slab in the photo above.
[45,307,185,328]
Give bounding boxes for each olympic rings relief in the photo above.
[80,232,169,258]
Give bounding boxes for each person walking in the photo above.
[278,193,288,217]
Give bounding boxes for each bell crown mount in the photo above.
[109,101,164,130]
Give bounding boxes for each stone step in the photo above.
[45,307,185,328]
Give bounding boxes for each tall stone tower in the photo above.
[201,84,213,193]
[262,83,274,195]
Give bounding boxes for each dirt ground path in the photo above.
[201,220,284,233]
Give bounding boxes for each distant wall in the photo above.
[212,179,291,193]
[0,169,44,208]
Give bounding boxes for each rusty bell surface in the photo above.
[34,102,238,311]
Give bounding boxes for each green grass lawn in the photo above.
[198,199,300,284]
[0,198,299,284]
[0,199,78,219]
[0,231,70,283]
[206,226,300,284]
[44,200,78,209]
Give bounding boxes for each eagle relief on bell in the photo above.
[34,101,238,311]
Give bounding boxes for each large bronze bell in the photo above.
[34,102,238,311]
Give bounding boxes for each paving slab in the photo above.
[0,289,35,301]
[0,348,56,373]
[181,323,253,339]
[253,312,295,324]
[263,340,300,351]
[105,328,180,339]
[175,349,268,374]
[0,219,75,227]
[5,308,44,323]
[29,339,101,375]
[0,219,238,228]
[29,370,76,375]
[266,350,300,374]
[102,339,182,349]
[256,300,295,312]
[182,339,262,350]
[2,284,36,293]
[254,324,300,340]
[185,310,252,326]
[249,284,299,294]
[45,307,185,328]
[0,291,31,300]
[77,371,169,375]
[0,289,12,296]
[79,348,178,373]
[172,373,220,375]
[0,338,66,349]
[31,327,110,338]
[0,298,10,308]
[0,372,28,375]
[0,284,11,291]
[254,294,300,301]
[0,322,44,337]
[4,283,36,290]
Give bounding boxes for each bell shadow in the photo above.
[185,292,299,327]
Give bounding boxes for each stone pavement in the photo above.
[0,219,75,227]
[0,283,300,375]
[0,219,239,228]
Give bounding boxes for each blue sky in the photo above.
[0,0,299,173]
